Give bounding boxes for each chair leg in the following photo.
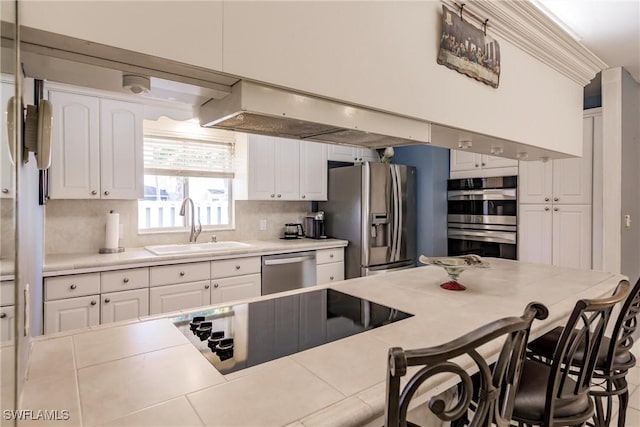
[616,389,629,427]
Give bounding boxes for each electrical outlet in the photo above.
[259,219,267,231]
[624,214,631,228]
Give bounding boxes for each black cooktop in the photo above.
[170,289,413,374]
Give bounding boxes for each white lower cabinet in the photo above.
[0,305,15,342]
[211,273,261,304]
[101,288,149,323]
[44,295,100,334]
[315,248,345,285]
[149,281,211,315]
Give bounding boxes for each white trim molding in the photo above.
[442,0,607,86]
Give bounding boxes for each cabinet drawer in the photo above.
[316,262,345,285]
[149,262,210,287]
[316,248,344,265]
[211,257,261,279]
[0,280,14,306]
[101,268,149,293]
[45,273,101,301]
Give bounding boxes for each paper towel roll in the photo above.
[104,211,120,249]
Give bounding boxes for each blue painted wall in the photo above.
[393,145,449,257]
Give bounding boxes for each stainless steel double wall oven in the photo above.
[447,176,517,260]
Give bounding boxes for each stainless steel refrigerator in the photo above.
[319,162,416,278]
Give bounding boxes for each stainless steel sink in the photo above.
[145,241,254,255]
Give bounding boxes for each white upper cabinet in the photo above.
[450,150,518,178]
[299,141,327,201]
[49,90,101,199]
[246,135,327,201]
[519,116,593,205]
[327,144,379,163]
[1,81,15,198]
[48,88,143,200]
[99,99,144,199]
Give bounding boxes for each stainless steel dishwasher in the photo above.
[261,251,316,295]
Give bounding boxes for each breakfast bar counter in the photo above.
[19,259,624,426]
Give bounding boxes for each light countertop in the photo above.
[43,238,348,276]
[20,259,624,426]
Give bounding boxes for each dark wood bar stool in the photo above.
[511,280,630,427]
[526,278,639,427]
[384,302,549,427]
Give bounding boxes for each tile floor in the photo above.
[621,342,640,425]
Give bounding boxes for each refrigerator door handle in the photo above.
[390,165,399,262]
[395,164,403,262]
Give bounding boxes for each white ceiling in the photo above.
[534,0,640,84]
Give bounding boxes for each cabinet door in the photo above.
[450,150,480,172]
[552,205,592,269]
[0,305,14,342]
[44,295,100,334]
[552,117,593,205]
[299,141,327,201]
[481,154,518,169]
[149,281,211,315]
[101,288,149,324]
[49,91,100,199]
[518,204,552,265]
[357,148,380,162]
[518,160,553,204]
[327,144,358,162]
[316,262,344,285]
[0,81,14,198]
[274,138,300,200]
[100,99,144,199]
[247,135,276,200]
[211,273,261,304]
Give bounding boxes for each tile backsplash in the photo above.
[45,199,312,255]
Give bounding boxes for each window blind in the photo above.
[143,136,234,178]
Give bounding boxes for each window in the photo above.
[138,133,235,231]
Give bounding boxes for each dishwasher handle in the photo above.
[263,255,315,266]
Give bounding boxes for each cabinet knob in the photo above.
[554,207,559,211]
[545,198,550,202]
[104,298,111,303]
[301,195,306,199]
[70,284,77,290]
[554,197,559,202]
[90,300,97,306]
[270,194,275,198]
[354,157,358,161]
[235,265,241,270]
[179,271,185,277]
[91,190,97,195]
[0,313,6,319]
[481,163,486,166]
[123,278,129,283]
[1,188,8,194]
[204,284,210,289]
[214,283,219,289]
[330,276,334,281]
[544,207,550,211]
[359,158,363,161]
[329,254,334,258]
[277,194,282,198]
[104,191,110,196]
[475,164,479,168]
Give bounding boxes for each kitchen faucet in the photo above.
[179,198,202,243]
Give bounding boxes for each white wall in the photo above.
[620,70,640,283]
[20,1,584,157]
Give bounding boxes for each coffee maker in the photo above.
[304,211,327,239]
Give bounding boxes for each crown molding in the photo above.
[441,0,607,86]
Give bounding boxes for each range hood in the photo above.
[199,80,431,148]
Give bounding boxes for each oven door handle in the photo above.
[447,189,516,200]
[448,230,516,244]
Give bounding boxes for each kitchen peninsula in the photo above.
[20,259,623,427]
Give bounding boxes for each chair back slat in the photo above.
[606,278,640,371]
[544,280,630,425]
[384,302,549,427]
